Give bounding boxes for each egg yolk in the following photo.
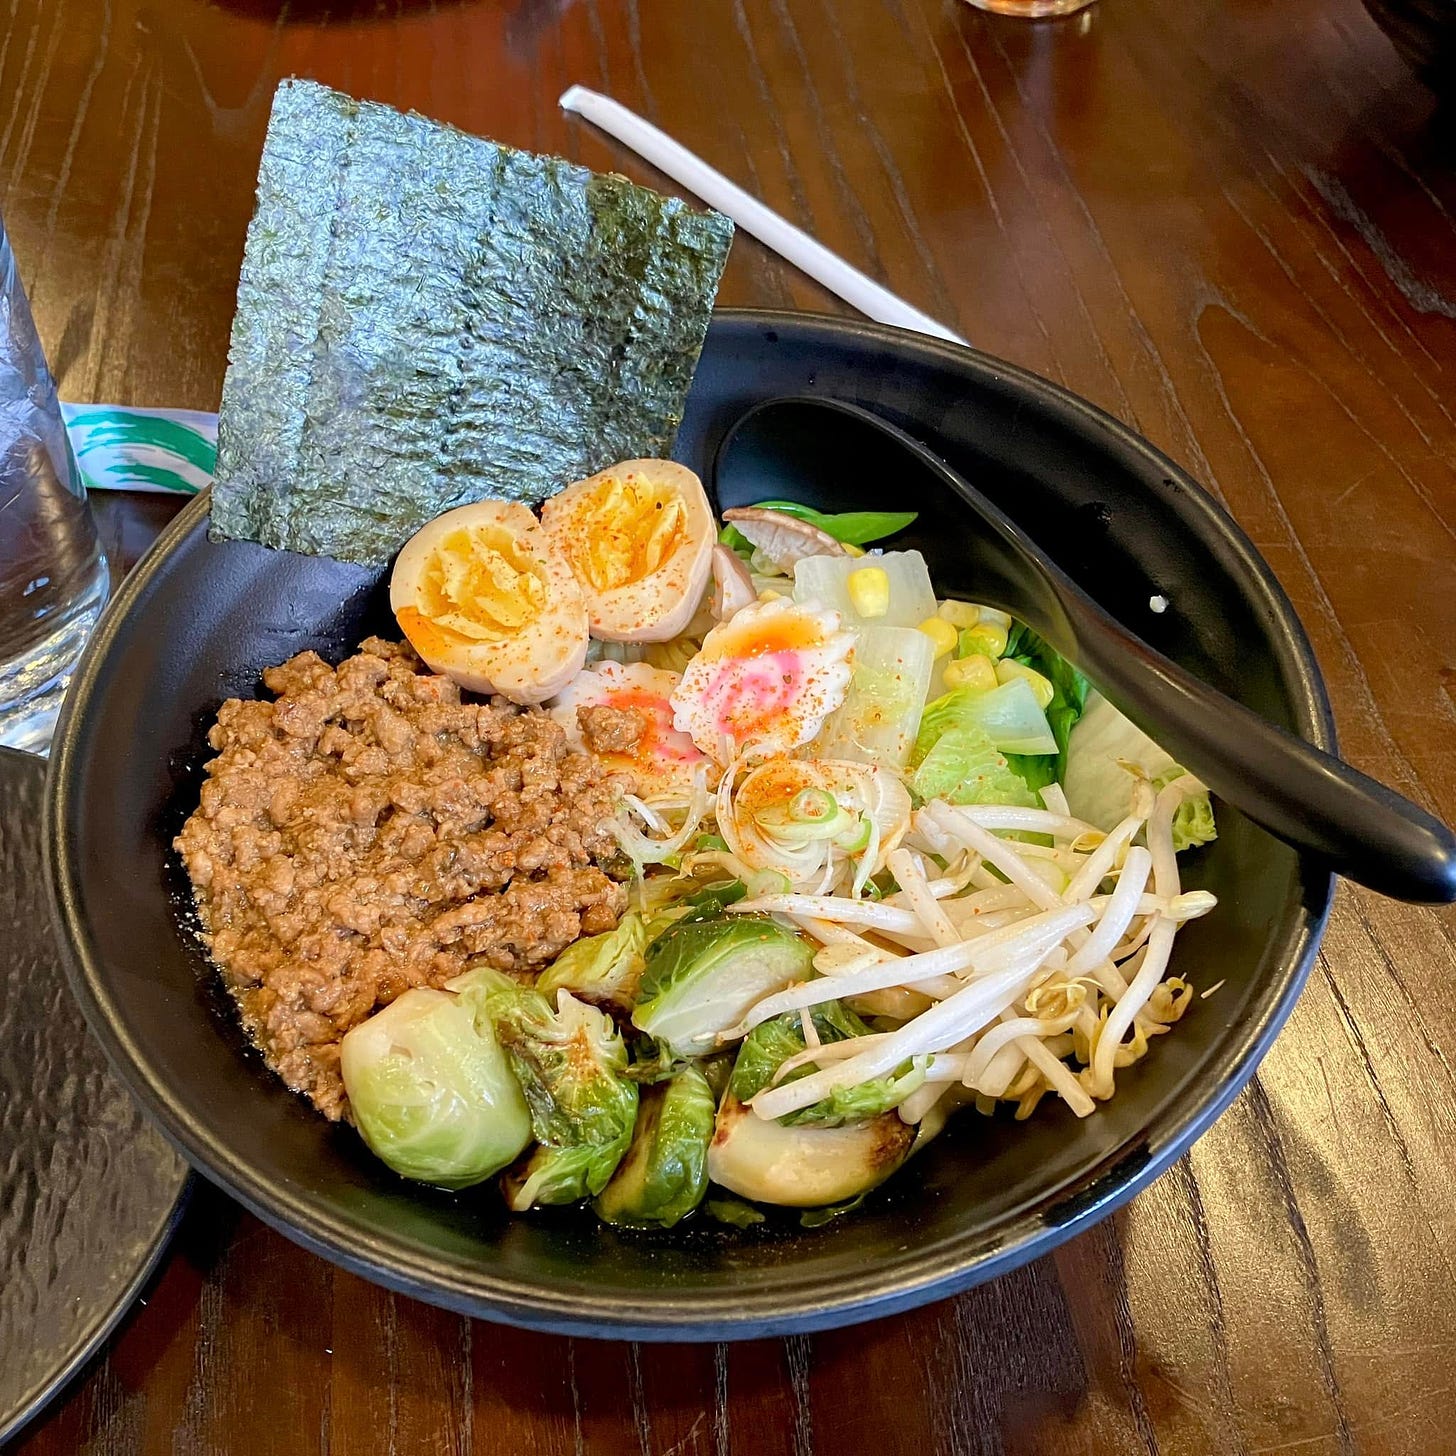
[415,526,546,641]
[565,475,687,592]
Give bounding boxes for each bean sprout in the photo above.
[728,773,1211,1129]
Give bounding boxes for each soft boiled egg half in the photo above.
[391,500,589,704]
[539,460,715,643]
[671,597,855,759]
[548,661,713,796]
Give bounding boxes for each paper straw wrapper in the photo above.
[61,403,216,495]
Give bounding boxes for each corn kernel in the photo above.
[978,607,1013,631]
[937,599,981,629]
[916,616,959,659]
[847,566,891,619]
[842,542,866,557]
[757,587,784,603]
[995,657,1055,708]
[957,622,1009,659]
[942,654,999,693]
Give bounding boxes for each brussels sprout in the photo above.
[706,1092,914,1208]
[729,1000,926,1127]
[594,1064,715,1228]
[339,986,532,1190]
[699,1051,735,1103]
[536,912,650,1015]
[631,915,813,1059]
[467,978,639,1211]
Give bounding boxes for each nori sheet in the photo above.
[210,80,734,566]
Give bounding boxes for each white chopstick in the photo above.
[560,85,967,347]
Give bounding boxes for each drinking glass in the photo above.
[963,0,1096,15]
[0,217,109,753]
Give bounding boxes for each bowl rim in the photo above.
[45,308,1337,1340]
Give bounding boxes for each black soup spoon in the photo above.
[712,395,1456,904]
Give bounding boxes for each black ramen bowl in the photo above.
[45,311,1335,1340]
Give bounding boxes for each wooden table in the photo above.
[7,0,1455,1451]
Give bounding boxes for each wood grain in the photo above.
[5,0,1455,1452]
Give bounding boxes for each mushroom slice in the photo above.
[721,507,848,572]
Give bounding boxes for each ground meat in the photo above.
[175,637,630,1121]
[578,703,646,756]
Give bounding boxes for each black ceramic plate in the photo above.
[45,311,1335,1341]
[0,747,189,1443]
